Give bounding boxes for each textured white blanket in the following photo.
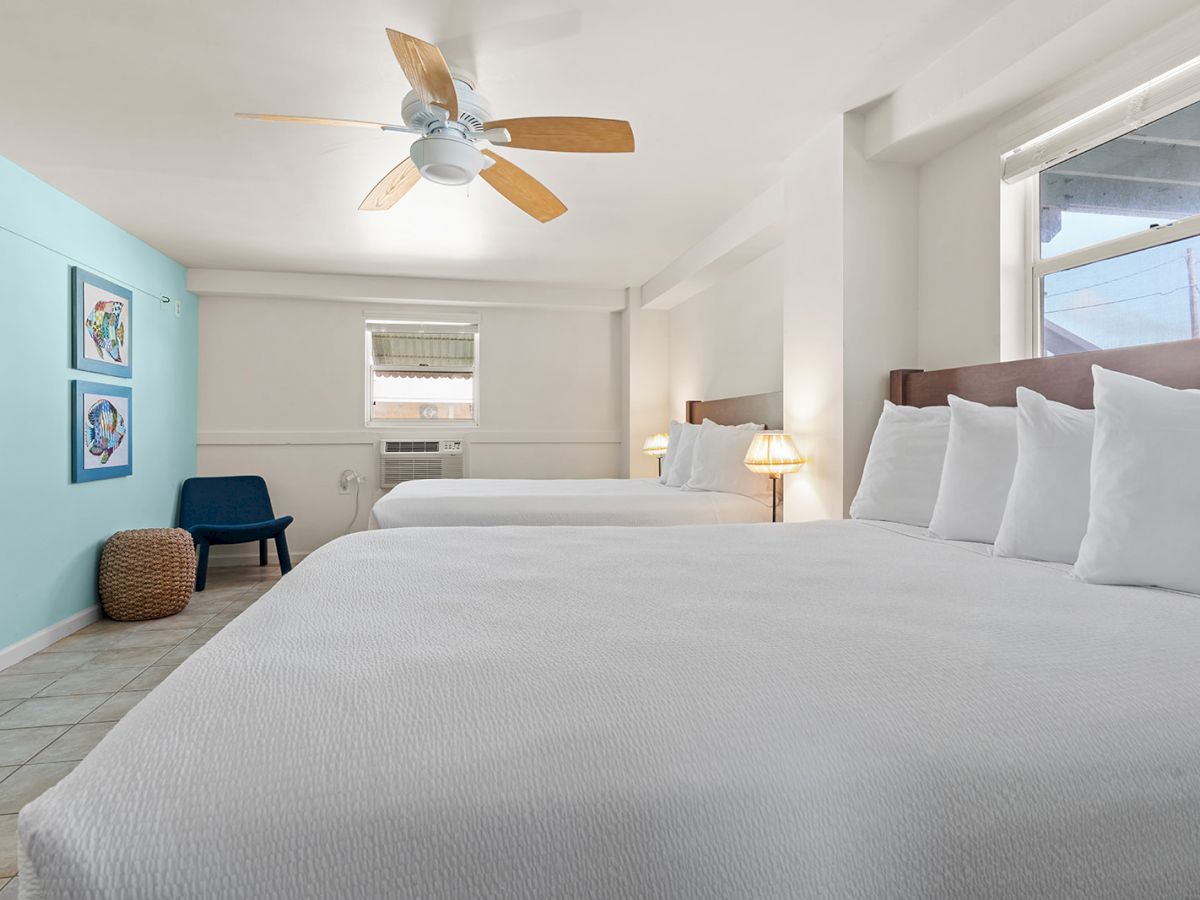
[19,521,1200,898]
[370,477,770,528]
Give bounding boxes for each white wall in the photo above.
[915,128,1006,370]
[649,114,918,525]
[620,286,671,478]
[841,116,919,514]
[781,115,918,521]
[667,246,783,419]
[198,294,623,559]
[782,119,846,522]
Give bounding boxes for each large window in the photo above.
[366,320,478,424]
[1034,98,1200,355]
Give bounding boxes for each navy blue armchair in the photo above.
[179,476,293,591]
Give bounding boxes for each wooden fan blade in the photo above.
[385,29,459,122]
[236,113,390,130]
[479,150,566,223]
[359,158,421,211]
[482,117,634,152]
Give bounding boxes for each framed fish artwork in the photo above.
[72,267,132,377]
[72,380,132,482]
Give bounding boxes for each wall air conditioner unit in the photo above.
[378,439,465,489]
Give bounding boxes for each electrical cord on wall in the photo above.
[340,469,364,534]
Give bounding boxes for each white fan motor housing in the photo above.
[401,78,492,134]
[408,134,489,186]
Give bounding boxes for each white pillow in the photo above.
[928,396,1018,543]
[683,419,769,504]
[994,388,1094,564]
[659,420,683,485]
[849,401,950,527]
[1074,366,1200,594]
[664,421,703,487]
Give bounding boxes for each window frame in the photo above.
[363,313,481,429]
[1030,209,1200,357]
[1028,94,1200,357]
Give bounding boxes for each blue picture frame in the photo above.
[72,266,133,378]
[72,380,133,482]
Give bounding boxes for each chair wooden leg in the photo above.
[195,541,211,592]
[274,532,293,576]
[259,539,268,567]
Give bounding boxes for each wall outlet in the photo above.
[339,469,363,494]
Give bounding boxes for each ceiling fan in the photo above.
[236,29,634,223]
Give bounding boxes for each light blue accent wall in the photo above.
[0,156,198,649]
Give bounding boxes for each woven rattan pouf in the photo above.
[99,528,196,621]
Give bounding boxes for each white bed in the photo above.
[20,519,1200,899]
[370,477,771,528]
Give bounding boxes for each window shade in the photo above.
[374,370,472,381]
[1002,58,1200,184]
[371,332,475,369]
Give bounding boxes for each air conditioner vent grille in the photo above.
[382,440,441,453]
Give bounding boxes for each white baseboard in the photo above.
[0,605,102,672]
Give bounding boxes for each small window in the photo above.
[1034,98,1200,355]
[366,321,477,424]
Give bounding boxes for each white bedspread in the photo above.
[19,521,1200,899]
[369,477,770,527]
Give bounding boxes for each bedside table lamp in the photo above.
[642,432,670,476]
[744,433,805,522]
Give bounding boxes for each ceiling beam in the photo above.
[639,183,783,310]
[863,0,1200,164]
[186,269,627,311]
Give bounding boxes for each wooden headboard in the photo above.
[686,391,783,429]
[890,338,1200,408]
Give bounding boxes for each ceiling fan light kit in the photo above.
[236,28,634,222]
[409,133,492,186]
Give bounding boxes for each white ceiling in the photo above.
[0,0,1005,287]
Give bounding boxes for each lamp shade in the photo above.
[642,432,670,458]
[744,432,805,475]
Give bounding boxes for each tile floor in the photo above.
[0,564,281,895]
